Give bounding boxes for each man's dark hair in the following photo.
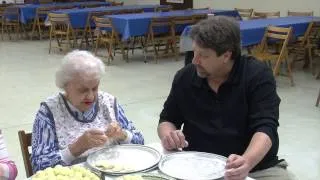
[190,16,241,60]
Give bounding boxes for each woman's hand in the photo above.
[69,129,108,157]
[105,122,127,142]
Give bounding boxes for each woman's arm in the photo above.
[31,104,69,173]
[0,131,18,180]
[116,104,144,145]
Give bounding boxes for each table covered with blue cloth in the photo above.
[50,5,169,29]
[106,9,240,41]
[18,1,110,24]
[213,9,242,20]
[180,16,320,53]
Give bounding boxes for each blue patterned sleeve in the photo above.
[31,103,66,173]
[115,103,144,145]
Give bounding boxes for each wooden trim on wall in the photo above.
[160,0,193,10]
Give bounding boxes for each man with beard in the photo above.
[157,16,293,180]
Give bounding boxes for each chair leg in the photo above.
[89,29,94,49]
[94,36,100,56]
[120,42,128,62]
[143,40,148,62]
[17,24,21,39]
[71,32,77,49]
[37,20,42,40]
[286,59,294,86]
[109,43,114,61]
[30,19,36,40]
[316,71,320,80]
[173,42,178,61]
[105,43,110,60]
[7,25,12,40]
[84,31,90,49]
[308,48,314,75]
[21,23,28,40]
[19,24,22,40]
[16,24,20,40]
[79,30,86,49]
[131,37,136,55]
[67,33,71,51]
[316,88,320,107]
[140,36,145,49]
[113,42,116,57]
[56,35,62,52]
[21,24,26,40]
[49,29,52,54]
[273,59,281,77]
[107,43,114,65]
[1,22,3,40]
[152,41,158,63]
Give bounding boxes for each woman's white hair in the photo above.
[55,50,105,89]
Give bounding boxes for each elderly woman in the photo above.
[31,50,144,173]
[0,130,18,180]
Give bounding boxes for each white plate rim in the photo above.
[158,151,227,180]
[86,144,162,175]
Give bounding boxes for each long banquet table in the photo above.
[180,16,320,52]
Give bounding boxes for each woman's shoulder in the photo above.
[43,93,62,103]
[44,92,63,102]
[98,91,116,101]
[36,94,62,116]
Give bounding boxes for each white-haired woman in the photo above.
[31,50,144,173]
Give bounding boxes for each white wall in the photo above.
[195,0,320,16]
[120,0,137,5]
[136,0,159,5]
[123,0,320,16]
[3,0,23,3]
[122,0,159,5]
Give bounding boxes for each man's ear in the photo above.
[222,51,232,63]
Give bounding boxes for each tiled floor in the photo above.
[0,40,319,180]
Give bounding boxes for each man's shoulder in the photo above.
[173,64,196,84]
[241,55,268,71]
[240,55,274,81]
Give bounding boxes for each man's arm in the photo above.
[242,132,272,170]
[158,71,187,150]
[225,132,272,179]
[225,66,280,179]
[246,65,280,167]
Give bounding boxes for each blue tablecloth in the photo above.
[180,16,320,50]
[51,5,168,29]
[19,1,110,24]
[213,9,241,20]
[31,0,105,4]
[106,9,240,41]
[240,16,320,46]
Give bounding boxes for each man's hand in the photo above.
[161,130,188,150]
[224,154,252,180]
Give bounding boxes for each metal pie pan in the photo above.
[87,144,161,175]
[158,151,227,180]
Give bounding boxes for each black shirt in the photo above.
[159,55,281,172]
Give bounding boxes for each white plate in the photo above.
[111,172,175,180]
[87,144,161,175]
[159,151,227,180]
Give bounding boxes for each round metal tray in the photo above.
[113,172,175,180]
[158,151,227,180]
[87,144,161,176]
